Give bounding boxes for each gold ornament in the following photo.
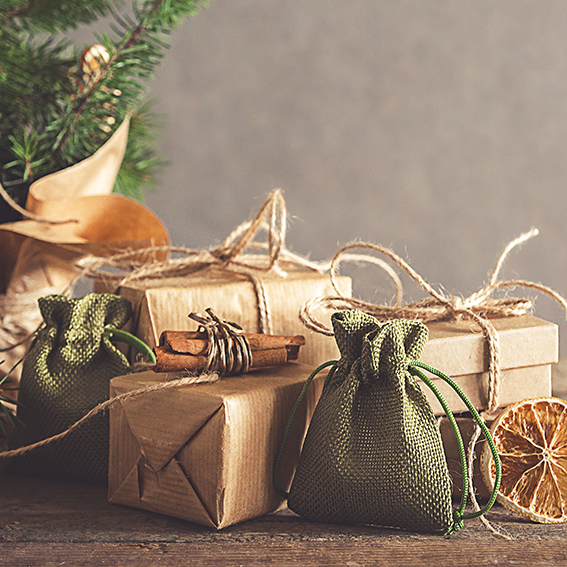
[80,44,110,81]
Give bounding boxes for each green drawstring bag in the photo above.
[8,293,153,483]
[275,309,501,534]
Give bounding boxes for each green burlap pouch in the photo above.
[8,293,133,482]
[286,310,454,533]
[277,309,502,534]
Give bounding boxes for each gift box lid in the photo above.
[422,315,558,377]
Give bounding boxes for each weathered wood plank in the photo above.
[2,541,567,567]
[3,474,567,565]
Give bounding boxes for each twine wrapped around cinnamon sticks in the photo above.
[154,308,305,374]
[78,189,326,335]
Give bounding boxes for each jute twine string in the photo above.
[300,228,567,539]
[77,189,326,335]
[188,308,252,375]
[0,311,248,459]
[301,228,567,412]
[0,372,219,460]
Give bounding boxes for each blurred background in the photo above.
[79,0,567,346]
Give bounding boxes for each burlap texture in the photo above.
[287,310,455,533]
[8,293,132,482]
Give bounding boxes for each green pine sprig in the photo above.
[0,0,209,210]
[1,0,118,33]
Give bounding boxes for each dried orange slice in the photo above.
[481,397,567,523]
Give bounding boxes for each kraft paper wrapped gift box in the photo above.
[107,269,351,367]
[419,314,558,416]
[108,363,323,529]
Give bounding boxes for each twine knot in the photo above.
[77,189,326,335]
[188,308,252,376]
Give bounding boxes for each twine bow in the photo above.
[301,228,567,414]
[78,189,325,335]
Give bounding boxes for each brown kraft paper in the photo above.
[108,363,324,529]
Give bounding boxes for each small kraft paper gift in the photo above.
[91,189,351,367]
[108,310,324,528]
[108,362,324,528]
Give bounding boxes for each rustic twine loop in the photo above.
[77,189,326,335]
[188,308,252,376]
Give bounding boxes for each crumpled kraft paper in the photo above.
[0,118,169,392]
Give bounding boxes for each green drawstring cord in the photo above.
[102,326,157,365]
[274,358,502,535]
[407,360,502,533]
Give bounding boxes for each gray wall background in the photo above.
[91,1,567,342]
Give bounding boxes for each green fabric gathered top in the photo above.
[277,309,500,535]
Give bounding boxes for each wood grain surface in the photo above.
[2,474,567,566]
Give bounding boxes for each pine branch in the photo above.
[0,0,209,210]
[52,0,165,159]
[1,0,50,24]
[1,0,119,32]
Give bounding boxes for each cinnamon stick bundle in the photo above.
[153,331,306,373]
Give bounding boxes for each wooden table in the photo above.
[1,473,567,566]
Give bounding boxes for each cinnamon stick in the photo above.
[153,345,289,373]
[153,331,306,373]
[159,331,305,359]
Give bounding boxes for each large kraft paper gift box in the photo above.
[108,363,323,528]
[112,270,351,367]
[419,314,557,416]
